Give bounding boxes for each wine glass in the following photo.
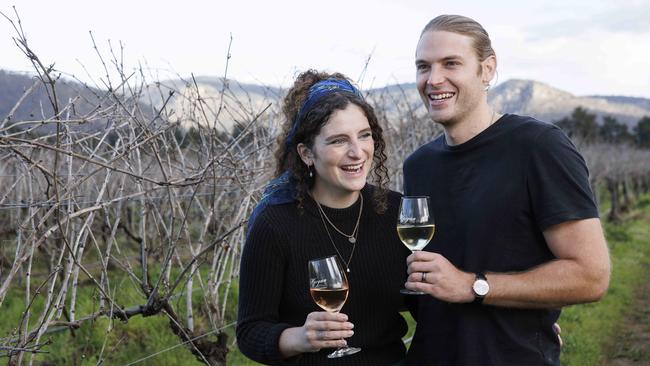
[397,196,435,295]
[308,255,361,358]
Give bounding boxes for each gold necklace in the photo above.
[316,204,358,273]
[314,194,363,244]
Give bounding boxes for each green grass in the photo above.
[0,268,235,365]
[559,198,650,366]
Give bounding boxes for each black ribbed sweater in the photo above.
[237,185,410,365]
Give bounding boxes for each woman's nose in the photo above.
[347,140,363,157]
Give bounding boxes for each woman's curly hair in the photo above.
[274,69,389,212]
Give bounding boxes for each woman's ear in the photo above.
[297,143,313,166]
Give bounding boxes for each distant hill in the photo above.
[365,82,422,123]
[191,76,283,97]
[144,76,283,131]
[0,69,104,126]
[488,79,650,127]
[2,69,649,132]
[586,95,650,112]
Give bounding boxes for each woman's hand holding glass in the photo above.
[296,311,354,352]
[308,255,361,358]
[278,306,354,358]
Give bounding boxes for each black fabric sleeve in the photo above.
[526,127,599,231]
[236,213,297,365]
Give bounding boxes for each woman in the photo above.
[236,70,411,365]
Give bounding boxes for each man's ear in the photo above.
[481,55,497,84]
[297,143,313,166]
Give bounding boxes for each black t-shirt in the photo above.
[403,114,599,366]
[237,186,411,365]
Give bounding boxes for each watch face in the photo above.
[473,279,489,296]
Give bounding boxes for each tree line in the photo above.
[555,106,650,148]
[554,107,650,223]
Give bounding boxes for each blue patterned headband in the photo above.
[284,78,363,150]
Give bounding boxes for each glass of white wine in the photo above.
[397,196,435,295]
[308,255,361,358]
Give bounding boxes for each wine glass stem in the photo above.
[326,310,360,358]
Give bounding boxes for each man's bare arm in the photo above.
[484,218,610,308]
[405,218,611,308]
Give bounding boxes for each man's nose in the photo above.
[427,66,445,86]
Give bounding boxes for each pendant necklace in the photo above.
[314,194,363,272]
[315,194,363,244]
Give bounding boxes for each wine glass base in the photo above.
[400,288,426,295]
[327,346,361,358]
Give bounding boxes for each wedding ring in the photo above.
[316,330,323,340]
[421,272,427,283]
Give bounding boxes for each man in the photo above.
[402,15,610,365]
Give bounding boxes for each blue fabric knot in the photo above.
[247,171,296,235]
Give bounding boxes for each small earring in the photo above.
[484,83,490,92]
[308,165,313,178]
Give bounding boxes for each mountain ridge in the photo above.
[2,69,648,131]
[488,79,649,127]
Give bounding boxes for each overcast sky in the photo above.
[2,0,649,97]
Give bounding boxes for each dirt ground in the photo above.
[603,271,650,366]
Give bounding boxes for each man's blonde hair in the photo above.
[421,15,496,63]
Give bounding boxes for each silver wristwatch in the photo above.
[472,273,489,304]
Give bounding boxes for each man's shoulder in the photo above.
[504,113,555,131]
[502,113,564,143]
[405,135,444,163]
